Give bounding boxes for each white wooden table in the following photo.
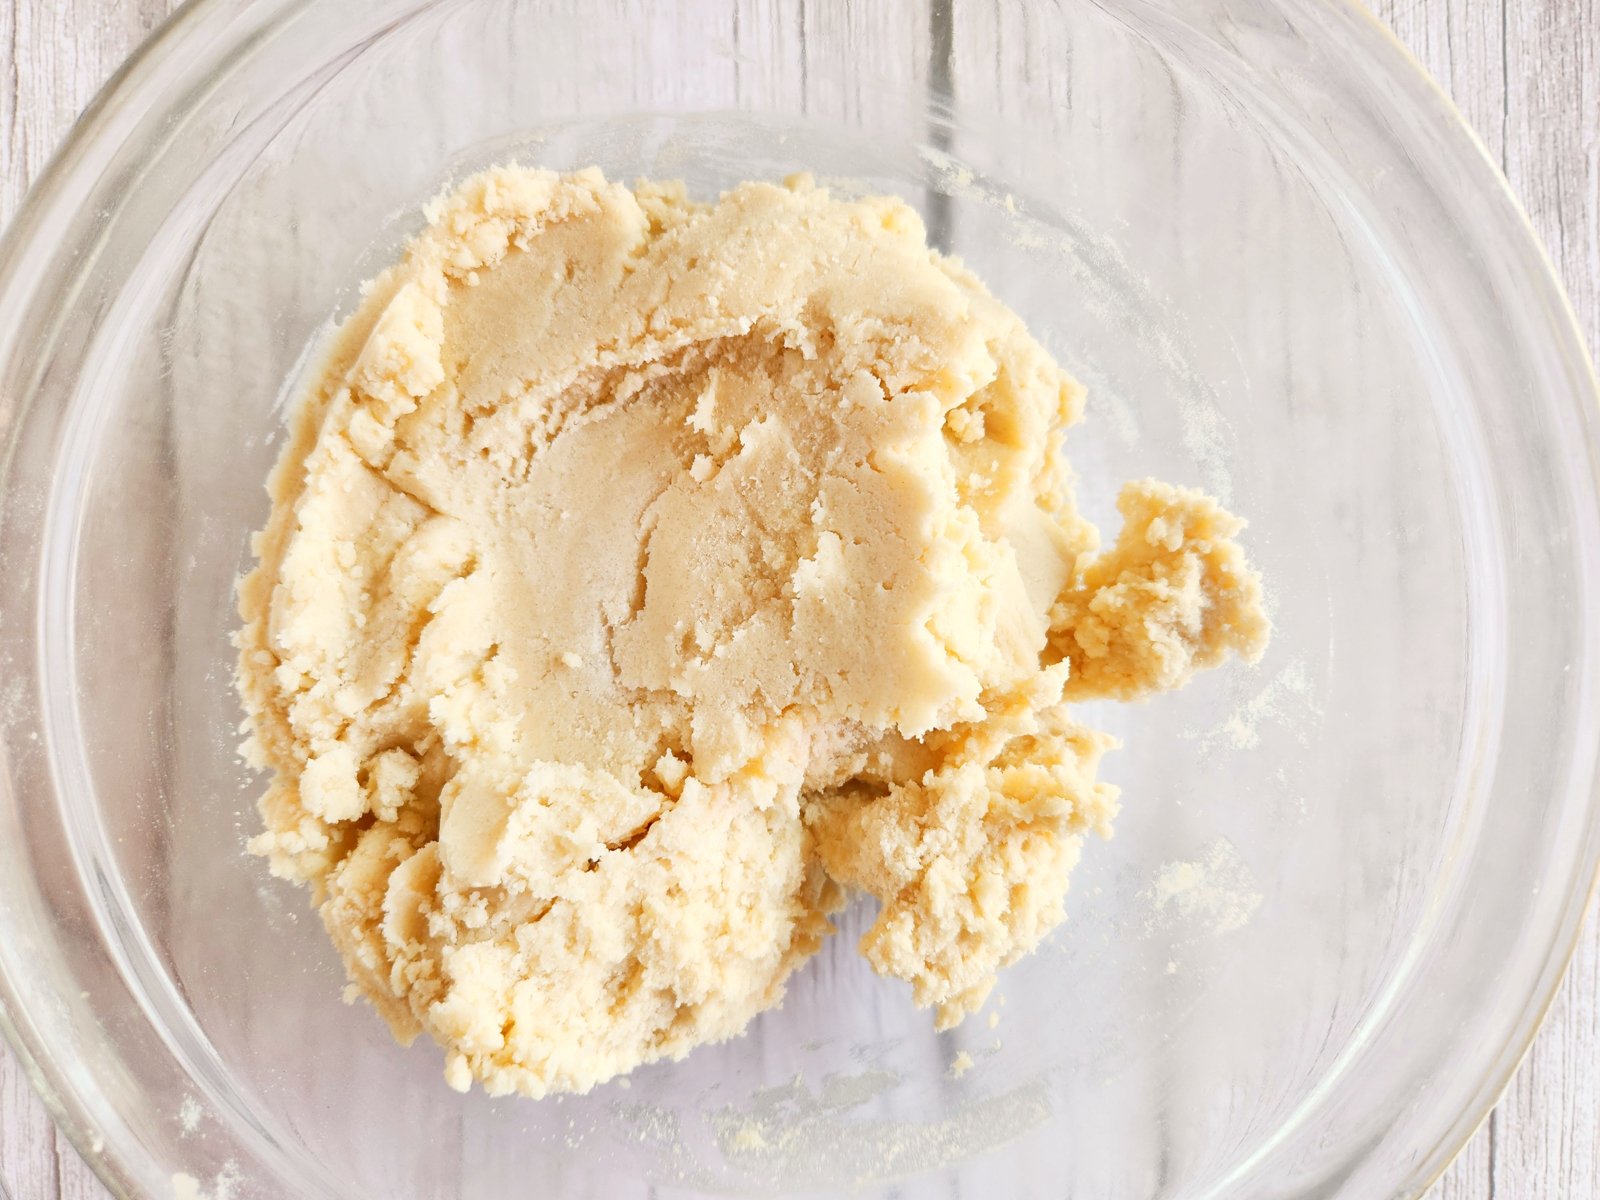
[0,1,1594,1196]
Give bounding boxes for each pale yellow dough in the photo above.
[236,167,1269,1098]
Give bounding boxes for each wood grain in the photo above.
[0,1,1594,1198]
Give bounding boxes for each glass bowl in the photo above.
[2,1,1598,1197]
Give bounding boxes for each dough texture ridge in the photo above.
[235,167,1270,1097]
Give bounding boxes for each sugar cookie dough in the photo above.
[236,167,1269,1098]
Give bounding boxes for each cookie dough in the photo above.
[236,168,1269,1098]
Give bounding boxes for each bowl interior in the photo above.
[7,2,1597,1198]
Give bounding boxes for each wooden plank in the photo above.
[0,1045,58,1200]
[0,0,172,221]
[1485,0,1600,1191]
[1377,0,1507,168]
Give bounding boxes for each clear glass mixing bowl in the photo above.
[2,1,1598,1197]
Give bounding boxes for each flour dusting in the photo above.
[1144,838,1263,936]
[1188,657,1318,756]
[707,1068,1050,1189]
[169,1165,239,1200]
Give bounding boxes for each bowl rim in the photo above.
[1293,4,1600,1190]
[0,1,1597,1197]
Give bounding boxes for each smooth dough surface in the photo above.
[236,167,1270,1097]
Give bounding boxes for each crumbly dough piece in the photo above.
[236,167,1269,1098]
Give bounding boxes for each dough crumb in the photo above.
[1052,480,1270,701]
[236,167,1269,1098]
[732,1122,768,1151]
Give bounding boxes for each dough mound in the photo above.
[236,168,1269,1098]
